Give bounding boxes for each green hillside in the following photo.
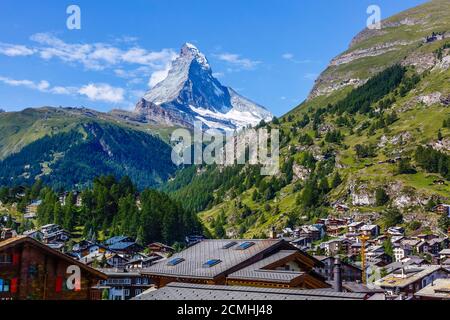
[0,108,176,190]
[164,0,450,238]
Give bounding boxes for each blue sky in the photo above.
[0,0,427,116]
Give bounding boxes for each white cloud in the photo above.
[0,75,125,103]
[27,33,177,72]
[282,53,314,64]
[214,52,261,70]
[0,43,35,57]
[282,53,294,60]
[122,47,176,67]
[0,76,51,92]
[78,83,125,103]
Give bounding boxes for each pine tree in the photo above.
[375,188,389,206]
[331,172,342,188]
[53,202,63,225]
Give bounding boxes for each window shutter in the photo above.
[12,253,20,266]
[11,278,18,293]
[55,276,63,293]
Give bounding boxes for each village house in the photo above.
[333,203,350,214]
[0,236,106,300]
[40,224,71,244]
[365,245,392,266]
[80,252,129,269]
[439,249,450,262]
[373,235,389,246]
[399,256,428,266]
[125,254,165,269]
[295,224,324,242]
[387,227,405,237]
[58,191,82,207]
[323,217,348,228]
[94,268,153,300]
[22,229,44,241]
[417,234,439,242]
[1,228,17,240]
[108,242,144,256]
[105,236,135,246]
[414,279,450,300]
[375,265,449,299]
[432,204,450,216]
[290,237,313,250]
[427,238,449,256]
[314,256,362,283]
[394,243,414,262]
[71,240,111,259]
[326,225,347,237]
[226,250,329,289]
[382,258,429,278]
[320,239,345,256]
[433,179,447,186]
[349,242,362,256]
[360,224,381,238]
[348,221,365,233]
[391,235,405,245]
[415,240,429,255]
[185,235,206,247]
[148,242,175,255]
[104,236,144,256]
[141,239,330,290]
[24,200,41,219]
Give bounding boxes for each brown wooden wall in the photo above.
[0,242,103,300]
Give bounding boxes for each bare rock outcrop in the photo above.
[293,164,312,182]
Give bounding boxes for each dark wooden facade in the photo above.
[0,236,106,300]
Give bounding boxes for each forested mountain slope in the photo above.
[164,0,450,238]
[0,107,176,189]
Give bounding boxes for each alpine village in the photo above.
[1,0,450,301]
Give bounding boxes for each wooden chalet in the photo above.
[0,236,106,300]
[141,239,329,290]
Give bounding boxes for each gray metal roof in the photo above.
[375,265,447,288]
[140,239,285,280]
[228,250,304,283]
[414,279,450,299]
[133,283,367,300]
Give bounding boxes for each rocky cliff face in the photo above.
[309,0,450,100]
[136,43,272,130]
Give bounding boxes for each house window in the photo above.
[236,242,255,250]
[142,278,148,285]
[222,241,238,249]
[135,289,142,296]
[124,289,130,296]
[0,254,12,264]
[167,258,185,266]
[202,259,222,268]
[0,279,10,292]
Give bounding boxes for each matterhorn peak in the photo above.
[137,43,272,131]
[180,42,210,69]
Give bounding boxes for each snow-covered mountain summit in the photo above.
[135,43,272,130]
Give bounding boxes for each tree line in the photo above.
[2,176,203,246]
